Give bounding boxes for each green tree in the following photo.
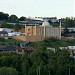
[1,23,14,28]
[64,27,69,33]
[19,16,26,21]
[0,67,18,75]
[14,24,22,32]
[0,12,9,21]
[48,20,53,25]
[55,50,70,75]
[0,56,11,67]
[8,14,18,23]
[62,17,75,27]
[11,55,21,71]
[21,52,30,75]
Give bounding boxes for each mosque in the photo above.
[14,21,61,42]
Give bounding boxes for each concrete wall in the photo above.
[45,27,61,39]
[13,36,44,42]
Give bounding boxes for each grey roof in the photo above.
[0,45,18,51]
[0,31,8,34]
[20,42,29,48]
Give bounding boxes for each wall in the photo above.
[13,36,44,42]
[45,27,61,39]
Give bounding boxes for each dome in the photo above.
[42,21,50,26]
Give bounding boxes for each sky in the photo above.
[0,0,74,19]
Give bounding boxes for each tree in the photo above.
[0,23,14,28]
[48,20,53,25]
[64,27,69,33]
[14,24,22,32]
[55,50,70,75]
[21,52,30,75]
[62,17,75,27]
[19,16,26,21]
[0,67,18,75]
[0,12,9,21]
[8,14,18,23]
[0,56,11,67]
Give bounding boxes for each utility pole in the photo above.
[59,20,61,39]
[69,68,70,75]
[49,71,50,75]
[39,67,40,75]
[36,68,38,75]
[37,67,40,75]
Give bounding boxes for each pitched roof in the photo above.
[20,42,29,48]
[0,45,18,51]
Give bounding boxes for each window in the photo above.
[28,28,30,31]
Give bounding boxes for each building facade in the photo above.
[14,21,61,42]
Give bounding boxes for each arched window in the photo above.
[28,28,30,31]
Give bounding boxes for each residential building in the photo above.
[59,46,75,58]
[0,31,8,39]
[68,46,75,58]
[0,45,18,53]
[35,17,57,22]
[59,47,68,50]
[47,47,55,53]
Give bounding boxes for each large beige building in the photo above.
[14,21,61,42]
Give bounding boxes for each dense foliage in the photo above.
[0,38,75,75]
[14,24,22,32]
[0,23,14,28]
[0,12,75,75]
[0,47,74,75]
[0,12,26,23]
[0,12,9,21]
[48,17,75,27]
[28,37,75,48]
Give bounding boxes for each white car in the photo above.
[8,32,22,36]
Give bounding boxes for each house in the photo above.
[59,47,68,50]
[0,31,8,39]
[47,47,55,53]
[19,42,34,54]
[59,46,75,58]
[68,46,75,58]
[35,17,57,22]
[0,45,18,52]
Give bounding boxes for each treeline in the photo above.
[0,47,74,75]
[0,12,26,22]
[0,12,75,27]
[48,17,75,27]
[61,17,75,27]
[0,23,23,32]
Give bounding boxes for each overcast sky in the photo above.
[0,0,74,18]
